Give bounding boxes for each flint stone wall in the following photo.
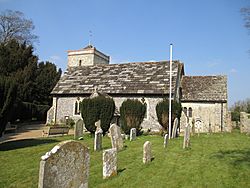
[49,95,164,132]
[181,102,228,133]
[38,140,90,188]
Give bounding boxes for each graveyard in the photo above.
[0,130,249,188]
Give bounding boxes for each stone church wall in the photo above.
[181,102,229,133]
[68,54,94,67]
[50,96,163,132]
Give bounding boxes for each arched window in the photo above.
[183,107,187,116]
[74,101,80,115]
[141,97,148,119]
[79,60,82,66]
[188,107,192,117]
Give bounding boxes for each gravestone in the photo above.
[103,148,117,179]
[143,141,152,164]
[164,133,168,148]
[172,118,179,138]
[38,140,90,188]
[109,124,123,151]
[74,119,84,139]
[94,129,103,151]
[130,128,136,141]
[183,124,191,149]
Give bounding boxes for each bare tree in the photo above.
[0,10,38,44]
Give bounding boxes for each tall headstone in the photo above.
[103,148,117,179]
[130,128,136,141]
[171,118,179,138]
[183,124,191,149]
[94,129,103,151]
[143,141,152,164]
[109,124,123,151]
[164,133,168,148]
[74,119,84,139]
[38,140,90,188]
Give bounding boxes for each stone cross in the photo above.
[130,128,136,141]
[172,118,179,138]
[38,140,90,188]
[95,120,102,132]
[74,119,84,139]
[183,124,191,149]
[143,141,152,164]
[109,124,123,151]
[103,148,117,179]
[94,129,103,151]
[164,133,168,148]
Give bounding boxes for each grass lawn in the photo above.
[0,131,250,188]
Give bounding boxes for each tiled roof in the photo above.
[181,76,227,102]
[51,61,182,95]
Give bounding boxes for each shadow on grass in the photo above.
[212,148,250,167]
[118,168,126,174]
[0,138,58,151]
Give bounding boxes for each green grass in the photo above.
[0,131,250,188]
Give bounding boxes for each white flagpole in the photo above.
[168,44,173,139]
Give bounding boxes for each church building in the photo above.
[47,45,231,133]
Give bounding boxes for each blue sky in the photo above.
[0,0,249,106]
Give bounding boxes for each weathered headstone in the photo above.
[38,140,90,188]
[74,119,84,139]
[179,111,189,136]
[109,124,123,151]
[143,141,152,164]
[103,148,117,179]
[183,124,191,149]
[171,118,179,138]
[130,128,136,141]
[94,129,103,151]
[240,112,250,134]
[164,133,168,148]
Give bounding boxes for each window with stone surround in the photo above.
[79,60,82,66]
[188,107,192,117]
[74,101,80,115]
[141,97,148,119]
[183,107,187,116]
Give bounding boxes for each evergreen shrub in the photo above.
[120,99,146,134]
[156,99,182,132]
[81,96,115,134]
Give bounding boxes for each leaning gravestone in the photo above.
[172,118,179,138]
[38,140,90,188]
[103,148,117,179]
[109,124,123,151]
[94,129,103,151]
[143,141,152,164]
[164,133,168,148]
[74,119,84,139]
[130,128,136,141]
[183,124,191,149]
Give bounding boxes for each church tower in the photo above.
[67,45,110,67]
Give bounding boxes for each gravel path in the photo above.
[0,123,74,143]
